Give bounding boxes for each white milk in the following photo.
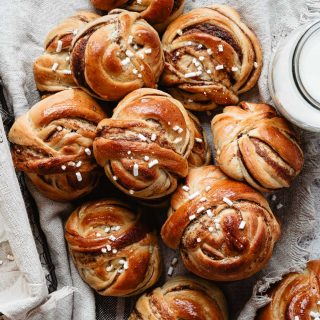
[299,28,320,103]
[269,20,320,132]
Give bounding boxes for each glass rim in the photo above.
[292,19,320,111]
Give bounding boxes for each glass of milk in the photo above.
[269,20,320,132]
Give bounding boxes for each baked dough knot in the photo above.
[90,0,185,33]
[70,10,164,101]
[211,102,304,192]
[93,88,197,200]
[8,89,107,201]
[258,260,320,320]
[161,5,263,111]
[33,11,100,93]
[65,199,161,296]
[129,276,228,319]
[161,166,280,281]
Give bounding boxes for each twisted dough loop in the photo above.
[71,10,164,101]
[65,199,161,297]
[211,102,304,192]
[129,276,228,320]
[161,5,263,111]
[8,89,106,202]
[161,166,280,281]
[93,88,196,200]
[33,11,100,92]
[90,0,185,32]
[258,260,320,320]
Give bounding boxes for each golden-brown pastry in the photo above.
[161,165,280,281]
[65,199,161,296]
[93,88,195,200]
[129,276,228,319]
[8,89,106,202]
[187,112,211,167]
[90,0,185,32]
[211,102,304,192]
[33,11,100,93]
[161,5,263,111]
[258,260,320,320]
[70,10,164,101]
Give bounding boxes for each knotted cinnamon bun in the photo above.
[258,260,320,320]
[129,276,228,319]
[93,88,195,200]
[65,199,161,296]
[70,10,164,101]
[8,89,106,202]
[33,11,100,93]
[161,5,263,111]
[161,165,280,281]
[211,102,304,192]
[90,0,185,32]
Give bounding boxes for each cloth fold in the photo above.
[0,0,320,319]
[0,115,47,319]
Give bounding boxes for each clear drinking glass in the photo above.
[269,20,320,132]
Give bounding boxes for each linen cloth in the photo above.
[0,0,320,319]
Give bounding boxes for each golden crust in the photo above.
[93,88,195,200]
[211,102,304,192]
[70,10,164,101]
[90,0,185,32]
[161,165,280,281]
[129,276,228,319]
[8,89,107,202]
[258,260,320,320]
[161,5,263,111]
[33,11,100,93]
[65,198,161,297]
